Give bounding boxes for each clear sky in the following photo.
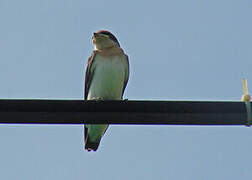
[0,0,252,179]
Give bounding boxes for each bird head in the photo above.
[92,30,120,50]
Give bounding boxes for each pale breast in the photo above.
[87,54,127,100]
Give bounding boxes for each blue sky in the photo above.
[0,0,252,179]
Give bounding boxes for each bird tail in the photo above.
[84,126,101,151]
[85,138,101,151]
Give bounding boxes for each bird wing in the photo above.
[121,54,130,98]
[84,51,96,100]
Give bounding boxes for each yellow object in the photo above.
[241,78,251,102]
[241,78,251,126]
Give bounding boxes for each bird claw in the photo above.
[89,97,104,101]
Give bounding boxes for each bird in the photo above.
[84,30,129,151]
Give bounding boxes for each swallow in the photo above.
[84,30,129,151]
